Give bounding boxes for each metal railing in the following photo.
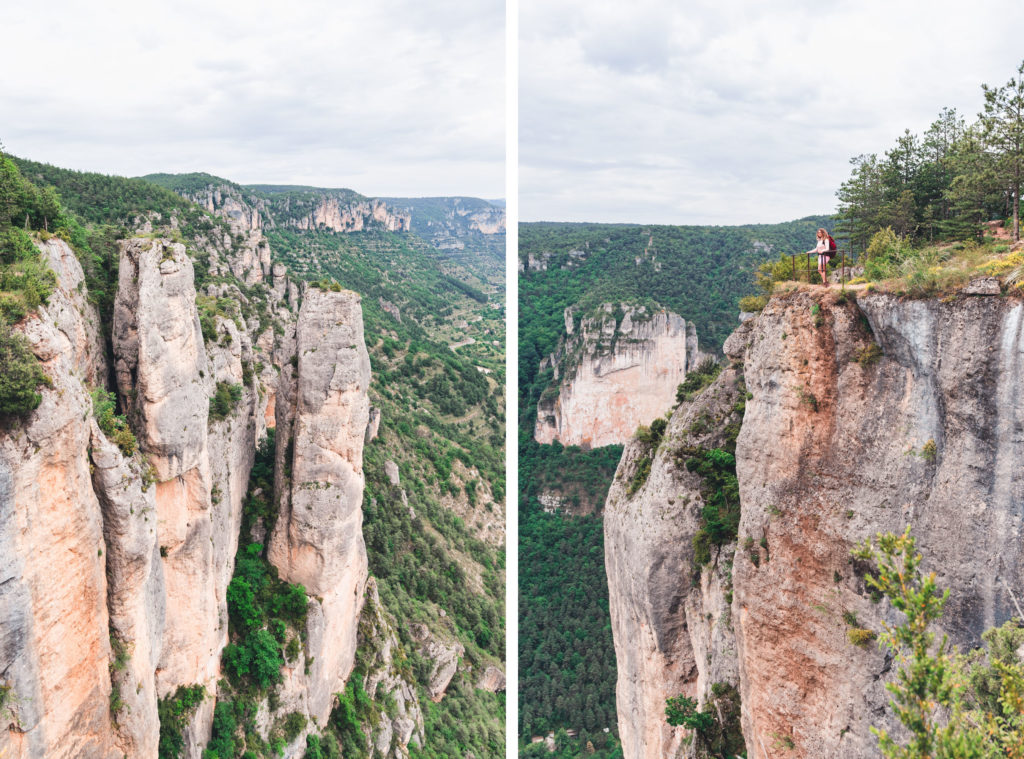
[789,249,853,289]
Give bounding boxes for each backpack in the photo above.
[827,234,837,254]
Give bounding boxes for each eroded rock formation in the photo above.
[0,234,376,757]
[268,286,371,724]
[606,287,1024,759]
[536,304,707,448]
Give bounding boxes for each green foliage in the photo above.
[0,322,51,416]
[738,293,768,312]
[281,711,307,741]
[665,683,745,758]
[91,387,137,456]
[518,509,618,739]
[856,343,883,367]
[328,678,377,757]
[12,157,197,227]
[219,435,309,702]
[836,62,1024,249]
[684,448,740,566]
[209,381,243,422]
[676,358,722,404]
[665,695,715,732]
[409,672,505,759]
[157,685,206,759]
[848,628,878,647]
[852,527,985,758]
[310,276,343,292]
[627,455,652,496]
[202,700,239,759]
[222,628,283,690]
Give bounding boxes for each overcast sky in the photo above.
[521,0,1024,224]
[1,0,504,199]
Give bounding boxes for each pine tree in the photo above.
[980,59,1024,240]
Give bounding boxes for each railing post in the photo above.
[791,254,796,280]
[841,249,846,291]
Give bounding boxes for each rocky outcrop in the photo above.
[606,287,1024,759]
[536,304,707,448]
[268,286,371,724]
[288,197,410,233]
[189,187,263,233]
[410,624,465,702]
[359,579,425,758]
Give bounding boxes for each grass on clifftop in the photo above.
[744,228,1024,308]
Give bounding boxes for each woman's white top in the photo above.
[808,238,828,255]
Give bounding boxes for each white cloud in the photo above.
[0,0,504,198]
[521,0,1024,223]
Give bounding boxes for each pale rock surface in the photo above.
[0,240,120,759]
[605,365,745,759]
[536,305,705,447]
[268,287,370,724]
[476,665,506,692]
[89,421,165,759]
[288,197,410,233]
[410,624,464,701]
[607,288,1024,759]
[365,405,381,442]
[385,460,401,486]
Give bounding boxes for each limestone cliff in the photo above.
[606,286,1024,759]
[268,285,371,725]
[285,196,411,233]
[536,304,707,448]
[0,234,379,757]
[0,239,119,759]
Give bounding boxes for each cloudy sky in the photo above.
[521,0,1024,224]
[1,0,504,198]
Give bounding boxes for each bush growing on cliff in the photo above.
[91,387,137,456]
[209,381,243,422]
[665,682,744,758]
[157,685,206,759]
[0,324,51,417]
[683,448,740,566]
[676,358,721,404]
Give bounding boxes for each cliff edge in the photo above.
[606,286,1024,758]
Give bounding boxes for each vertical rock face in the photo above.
[114,239,211,481]
[112,239,223,702]
[605,362,745,759]
[269,287,371,724]
[0,240,119,759]
[287,197,411,233]
[536,305,704,448]
[90,421,165,758]
[606,289,1024,759]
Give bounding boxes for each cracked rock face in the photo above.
[410,623,465,702]
[607,289,1024,759]
[268,287,371,724]
[0,240,120,759]
[536,305,706,448]
[605,364,744,759]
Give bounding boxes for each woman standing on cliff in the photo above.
[807,228,831,286]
